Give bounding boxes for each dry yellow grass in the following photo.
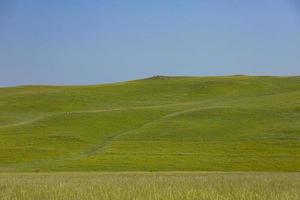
[0,172,299,200]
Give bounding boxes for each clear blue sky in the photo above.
[0,0,299,86]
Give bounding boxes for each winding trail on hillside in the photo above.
[12,105,228,170]
[81,105,226,158]
[0,101,200,129]
[80,105,228,157]
[1,90,298,129]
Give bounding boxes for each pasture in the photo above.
[0,76,299,172]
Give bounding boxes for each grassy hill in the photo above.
[0,75,299,172]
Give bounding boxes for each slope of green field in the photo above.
[0,76,299,172]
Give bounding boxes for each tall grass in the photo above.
[0,172,299,200]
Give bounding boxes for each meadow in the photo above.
[0,76,299,199]
[0,75,299,172]
[0,172,299,200]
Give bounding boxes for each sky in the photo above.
[0,0,299,86]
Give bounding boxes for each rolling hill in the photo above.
[0,75,299,172]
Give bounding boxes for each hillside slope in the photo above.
[0,76,299,172]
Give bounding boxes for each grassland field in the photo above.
[1,75,300,199]
[0,75,299,172]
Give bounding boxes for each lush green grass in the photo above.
[0,76,299,171]
[0,172,299,200]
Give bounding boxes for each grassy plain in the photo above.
[0,76,299,171]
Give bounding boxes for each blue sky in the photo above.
[0,0,299,86]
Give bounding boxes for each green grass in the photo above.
[0,75,299,172]
[0,172,299,200]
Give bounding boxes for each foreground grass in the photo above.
[0,172,299,200]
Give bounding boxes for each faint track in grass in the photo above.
[79,105,228,157]
[12,105,227,170]
[0,101,203,129]
[2,90,298,129]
